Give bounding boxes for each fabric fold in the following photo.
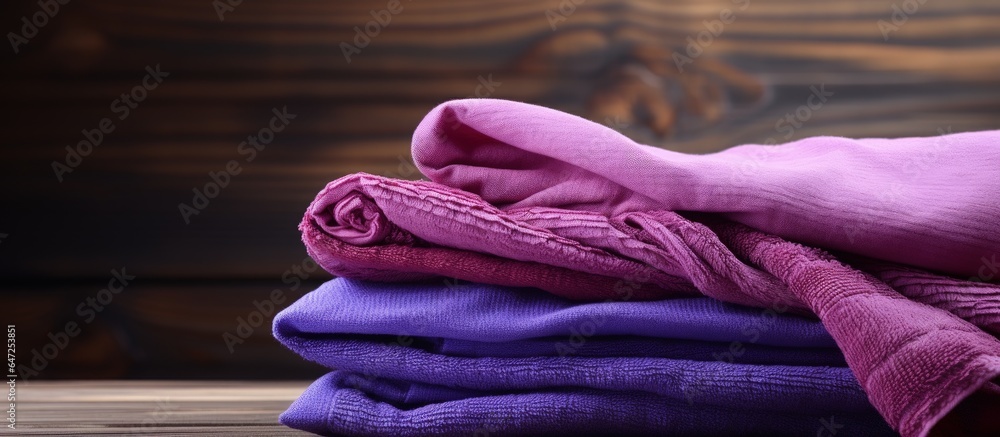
[411,98,1000,278]
[276,279,890,436]
[708,220,1000,437]
[289,99,1000,436]
[301,173,811,310]
[283,371,896,437]
[301,173,691,301]
[274,278,833,347]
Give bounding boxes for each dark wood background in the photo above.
[2,0,998,379]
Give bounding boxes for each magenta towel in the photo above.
[301,99,1000,436]
[302,173,1000,333]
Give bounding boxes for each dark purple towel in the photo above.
[282,371,894,437]
[275,279,893,436]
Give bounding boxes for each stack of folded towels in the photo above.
[274,99,1000,437]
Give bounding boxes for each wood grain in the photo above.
[14,380,312,435]
[4,281,329,379]
[2,0,998,279]
[1,0,998,378]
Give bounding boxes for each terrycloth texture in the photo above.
[299,99,1000,437]
[301,173,691,301]
[859,259,1000,336]
[708,220,1000,437]
[277,277,838,348]
[284,371,895,437]
[302,174,805,310]
[302,173,1000,331]
[276,279,891,436]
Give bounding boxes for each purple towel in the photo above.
[283,371,895,437]
[299,99,1000,436]
[275,279,892,436]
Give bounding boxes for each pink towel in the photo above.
[412,99,1000,279]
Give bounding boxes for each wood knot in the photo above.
[587,44,766,138]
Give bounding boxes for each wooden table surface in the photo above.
[13,380,314,436]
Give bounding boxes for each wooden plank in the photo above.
[13,380,313,435]
[4,282,329,379]
[2,0,999,280]
[5,0,1000,76]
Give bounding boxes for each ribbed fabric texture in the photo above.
[289,99,1000,436]
[284,371,894,437]
[412,99,1000,278]
[275,279,893,436]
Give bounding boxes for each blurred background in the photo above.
[1,0,998,380]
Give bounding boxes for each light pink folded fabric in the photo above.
[300,98,1000,436]
[413,99,1000,279]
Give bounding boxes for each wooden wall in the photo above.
[2,0,998,378]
